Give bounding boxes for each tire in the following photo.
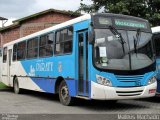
[13,77,21,94]
[59,80,74,106]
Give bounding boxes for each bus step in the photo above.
[75,96,90,100]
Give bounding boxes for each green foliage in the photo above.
[79,0,160,26]
[0,82,7,89]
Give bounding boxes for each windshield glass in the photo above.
[94,29,155,71]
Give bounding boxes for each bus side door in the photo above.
[77,30,89,96]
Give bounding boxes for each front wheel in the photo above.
[13,77,21,94]
[59,81,74,106]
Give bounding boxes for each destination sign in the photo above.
[115,19,147,28]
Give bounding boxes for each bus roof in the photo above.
[151,26,160,34]
[3,14,91,47]
[4,13,150,47]
[94,13,148,22]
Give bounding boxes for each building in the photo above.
[0,9,80,47]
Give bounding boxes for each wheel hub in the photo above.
[61,85,69,101]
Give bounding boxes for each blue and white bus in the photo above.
[1,13,157,105]
[151,26,160,95]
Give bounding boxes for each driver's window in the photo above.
[95,29,126,60]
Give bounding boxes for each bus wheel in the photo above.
[59,81,74,106]
[13,77,21,94]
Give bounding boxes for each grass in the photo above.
[0,82,7,89]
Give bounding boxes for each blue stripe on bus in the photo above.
[31,77,56,93]
[30,77,77,96]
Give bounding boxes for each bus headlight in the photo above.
[96,74,112,87]
[148,76,156,85]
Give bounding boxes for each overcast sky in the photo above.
[0,0,92,27]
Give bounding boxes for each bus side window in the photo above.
[3,47,7,63]
[55,30,64,54]
[46,33,54,56]
[13,44,17,61]
[17,41,26,60]
[55,26,73,55]
[64,27,73,53]
[27,38,38,59]
[39,32,54,57]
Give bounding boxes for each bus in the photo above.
[151,26,160,95]
[1,13,157,105]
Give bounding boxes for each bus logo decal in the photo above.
[28,65,35,76]
[36,62,53,72]
[58,62,62,72]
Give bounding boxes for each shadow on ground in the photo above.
[0,88,149,111]
[136,96,160,103]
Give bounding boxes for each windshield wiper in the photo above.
[109,25,126,54]
[133,28,141,55]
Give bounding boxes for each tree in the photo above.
[79,0,160,26]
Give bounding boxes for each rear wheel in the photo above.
[13,77,21,94]
[59,80,74,106]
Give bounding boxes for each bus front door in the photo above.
[77,30,89,96]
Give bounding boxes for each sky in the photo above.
[0,0,92,27]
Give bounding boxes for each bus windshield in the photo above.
[94,28,155,71]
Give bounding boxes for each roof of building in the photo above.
[0,9,80,32]
[13,9,80,23]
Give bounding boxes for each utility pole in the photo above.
[0,17,8,56]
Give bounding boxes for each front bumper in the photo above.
[91,81,157,100]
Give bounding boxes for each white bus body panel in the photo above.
[91,81,157,100]
[10,61,43,92]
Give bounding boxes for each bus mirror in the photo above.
[88,30,95,44]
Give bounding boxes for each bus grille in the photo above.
[115,75,144,96]
[116,90,143,96]
[115,75,144,87]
